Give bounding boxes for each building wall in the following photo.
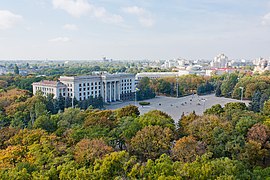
[33,74,135,103]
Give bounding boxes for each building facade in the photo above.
[33,80,67,98]
[211,54,229,68]
[253,57,270,74]
[32,73,135,103]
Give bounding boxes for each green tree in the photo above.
[220,73,238,97]
[33,115,58,133]
[115,105,140,119]
[204,104,224,116]
[130,126,173,160]
[14,64,19,75]
[249,90,262,112]
[138,110,175,131]
[172,136,206,162]
[74,138,114,166]
[263,100,270,116]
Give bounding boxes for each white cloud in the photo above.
[91,6,123,24]
[0,10,22,30]
[63,23,78,30]
[262,13,270,26]
[123,6,155,27]
[52,0,91,17]
[49,37,71,42]
[52,0,123,24]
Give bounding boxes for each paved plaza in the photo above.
[105,94,250,123]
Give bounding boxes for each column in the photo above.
[109,82,112,102]
[101,81,104,98]
[104,82,107,102]
[118,81,121,100]
[114,81,117,101]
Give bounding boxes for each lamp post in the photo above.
[239,87,244,102]
[202,99,207,112]
[135,88,140,106]
[176,78,179,98]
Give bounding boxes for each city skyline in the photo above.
[1,0,270,60]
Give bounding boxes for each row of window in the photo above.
[36,87,54,92]
[79,90,100,97]
[79,86,100,91]
[121,79,132,82]
[79,95,99,101]
[79,82,100,87]
[121,83,132,86]
[122,87,131,90]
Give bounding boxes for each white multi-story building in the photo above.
[211,54,229,68]
[253,57,270,74]
[136,72,180,80]
[33,73,135,103]
[33,80,67,98]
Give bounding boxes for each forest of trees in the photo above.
[1,100,270,179]
[0,71,269,178]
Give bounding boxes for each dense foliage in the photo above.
[0,71,269,179]
[0,91,270,179]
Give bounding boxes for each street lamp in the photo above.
[135,87,140,106]
[239,87,244,102]
[202,99,207,112]
[176,78,179,98]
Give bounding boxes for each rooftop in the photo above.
[32,80,66,87]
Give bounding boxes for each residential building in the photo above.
[253,57,270,74]
[211,54,229,68]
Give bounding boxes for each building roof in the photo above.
[32,80,66,87]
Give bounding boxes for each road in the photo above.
[105,94,250,123]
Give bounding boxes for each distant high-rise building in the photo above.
[253,57,270,74]
[211,54,229,68]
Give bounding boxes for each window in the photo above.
[79,84,81,87]
[83,83,85,86]
[87,83,89,86]
[79,88,81,91]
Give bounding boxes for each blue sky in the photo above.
[0,0,270,60]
